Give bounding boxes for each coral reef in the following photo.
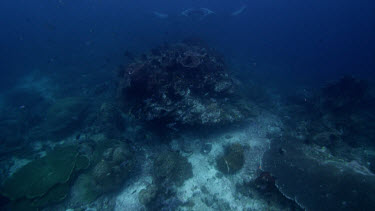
[262,137,375,211]
[320,76,368,114]
[136,150,192,210]
[69,174,100,206]
[285,76,375,148]
[0,114,25,155]
[369,156,375,173]
[0,145,87,210]
[118,42,254,128]
[3,37,373,211]
[1,146,78,200]
[253,172,277,194]
[0,88,49,155]
[94,102,125,138]
[69,140,136,208]
[93,143,135,192]
[317,76,375,147]
[32,97,89,139]
[273,76,375,210]
[138,184,158,206]
[216,143,245,174]
[31,183,70,208]
[236,171,302,210]
[153,150,193,187]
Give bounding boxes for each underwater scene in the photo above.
[0,0,375,210]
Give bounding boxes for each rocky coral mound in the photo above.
[118,42,253,128]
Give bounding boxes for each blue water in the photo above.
[1,0,374,90]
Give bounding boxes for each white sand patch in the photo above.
[115,150,154,211]
[174,112,280,210]
[115,176,152,211]
[114,111,282,210]
[178,152,241,209]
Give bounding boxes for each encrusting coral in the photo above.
[0,145,89,210]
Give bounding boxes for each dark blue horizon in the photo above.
[0,0,374,90]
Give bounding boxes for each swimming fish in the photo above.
[181,8,215,20]
[153,11,168,19]
[231,5,247,16]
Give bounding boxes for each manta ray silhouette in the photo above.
[231,5,247,16]
[181,8,215,20]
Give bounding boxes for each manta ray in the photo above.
[181,8,215,20]
[153,11,168,19]
[231,5,247,16]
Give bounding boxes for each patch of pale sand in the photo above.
[176,130,272,210]
[115,149,154,211]
[114,112,281,210]
[114,175,152,211]
[176,111,281,210]
[178,152,236,205]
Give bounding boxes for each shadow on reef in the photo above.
[236,171,303,211]
[0,88,49,156]
[262,137,375,211]
[117,41,256,131]
[30,97,90,140]
[0,67,120,157]
[267,76,375,210]
[285,76,375,149]
[0,94,93,160]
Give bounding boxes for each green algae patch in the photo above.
[1,145,78,200]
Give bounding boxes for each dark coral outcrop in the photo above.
[118,42,253,128]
